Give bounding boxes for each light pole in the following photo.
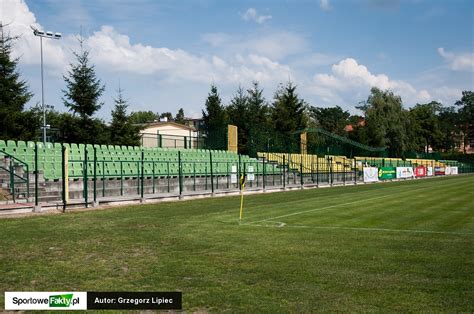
[31,26,61,144]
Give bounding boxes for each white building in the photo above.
[139,121,200,149]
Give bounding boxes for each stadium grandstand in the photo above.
[0,126,472,212]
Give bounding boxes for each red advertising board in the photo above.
[415,166,426,177]
[435,166,445,175]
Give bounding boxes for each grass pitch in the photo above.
[1,175,473,312]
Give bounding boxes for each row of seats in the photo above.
[0,140,276,180]
[258,152,452,174]
[258,152,353,174]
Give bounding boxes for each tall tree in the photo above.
[309,105,350,135]
[455,91,474,152]
[129,111,159,124]
[227,86,249,153]
[272,81,307,135]
[0,23,33,140]
[246,82,270,154]
[202,84,228,149]
[109,88,140,146]
[408,102,443,152]
[61,36,106,144]
[438,106,460,151]
[357,87,409,157]
[62,37,105,120]
[174,108,185,124]
[160,112,173,121]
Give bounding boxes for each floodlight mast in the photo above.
[31,25,61,144]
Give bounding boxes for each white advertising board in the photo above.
[363,167,379,182]
[247,166,255,181]
[427,167,433,176]
[396,167,414,179]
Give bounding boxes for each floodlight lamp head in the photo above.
[54,33,62,39]
[46,31,53,37]
[31,25,44,36]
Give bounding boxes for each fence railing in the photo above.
[1,145,473,211]
[0,149,30,202]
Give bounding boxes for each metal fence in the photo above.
[1,145,474,211]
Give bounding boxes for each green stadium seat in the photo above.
[6,140,16,148]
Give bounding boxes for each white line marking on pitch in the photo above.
[243,181,467,226]
[245,223,474,236]
[244,193,399,225]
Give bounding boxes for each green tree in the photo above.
[357,87,409,157]
[271,82,307,135]
[455,91,474,153]
[62,39,105,120]
[309,105,350,135]
[174,108,185,124]
[129,111,159,124]
[202,84,228,149]
[246,82,270,154]
[0,23,33,140]
[438,106,460,151]
[227,86,250,153]
[42,110,109,144]
[109,88,140,146]
[408,102,443,152]
[61,36,107,144]
[160,112,173,121]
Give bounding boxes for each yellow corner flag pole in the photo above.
[239,174,246,222]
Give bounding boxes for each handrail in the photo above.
[0,149,31,168]
[295,127,387,152]
[0,149,30,201]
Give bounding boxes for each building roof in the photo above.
[140,121,197,131]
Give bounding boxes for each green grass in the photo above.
[1,175,473,312]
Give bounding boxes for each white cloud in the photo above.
[0,0,68,72]
[438,47,474,72]
[86,26,292,86]
[310,58,431,105]
[202,30,308,60]
[241,8,272,24]
[319,0,331,11]
[4,0,456,117]
[3,0,292,87]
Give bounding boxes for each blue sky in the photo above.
[2,0,473,120]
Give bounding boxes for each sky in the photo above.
[1,0,473,121]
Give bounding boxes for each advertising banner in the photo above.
[4,292,182,311]
[396,167,414,179]
[427,167,433,176]
[435,167,445,175]
[451,166,458,175]
[445,166,452,175]
[378,167,396,180]
[363,167,379,182]
[414,166,426,177]
[247,166,255,181]
[5,292,88,310]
